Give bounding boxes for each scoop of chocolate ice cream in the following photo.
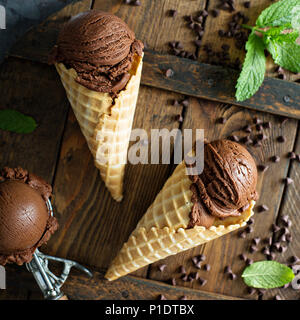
[0,167,58,265]
[49,10,144,93]
[0,180,49,254]
[188,140,258,228]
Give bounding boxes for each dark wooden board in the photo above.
[0,0,299,301]
[0,264,240,300]
[0,57,69,183]
[9,1,300,120]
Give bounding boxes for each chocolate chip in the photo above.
[271,224,280,232]
[239,253,247,261]
[287,151,296,159]
[132,0,141,6]
[258,204,269,213]
[247,218,254,225]
[245,226,253,234]
[158,294,167,300]
[247,287,256,295]
[179,265,186,274]
[181,274,188,281]
[289,256,300,264]
[189,272,199,280]
[218,29,226,37]
[257,164,269,172]
[172,99,180,106]
[277,136,286,143]
[263,121,272,129]
[224,266,232,274]
[244,1,250,8]
[243,124,252,133]
[203,264,211,271]
[175,114,183,123]
[274,295,282,300]
[256,124,263,132]
[284,177,294,185]
[228,135,240,142]
[256,133,267,141]
[217,117,227,124]
[165,68,174,78]
[158,264,167,272]
[198,277,207,286]
[246,258,253,266]
[169,277,176,286]
[262,246,270,256]
[168,9,178,17]
[252,237,261,245]
[253,117,262,125]
[253,140,262,148]
[249,245,258,253]
[229,273,237,280]
[271,155,280,163]
[264,237,273,246]
[192,256,199,265]
[239,230,247,238]
[179,295,187,300]
[181,98,189,107]
[211,9,219,17]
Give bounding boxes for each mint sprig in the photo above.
[235,32,266,102]
[0,109,37,134]
[236,0,300,102]
[256,0,300,27]
[242,261,295,289]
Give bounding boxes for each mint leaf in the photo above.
[263,25,299,45]
[291,5,300,29]
[0,109,37,134]
[242,261,295,289]
[235,32,266,102]
[267,39,300,72]
[256,0,300,27]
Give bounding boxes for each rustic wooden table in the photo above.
[0,0,299,300]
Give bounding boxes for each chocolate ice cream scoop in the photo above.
[0,167,58,265]
[49,10,144,93]
[188,140,258,228]
[0,180,49,254]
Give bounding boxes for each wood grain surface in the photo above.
[0,0,299,300]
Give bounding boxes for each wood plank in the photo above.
[0,57,69,183]
[148,91,299,299]
[0,264,241,300]
[262,125,300,301]
[142,50,300,119]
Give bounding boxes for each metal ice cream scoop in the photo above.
[25,199,92,300]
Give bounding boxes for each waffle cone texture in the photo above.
[55,54,143,201]
[105,160,255,281]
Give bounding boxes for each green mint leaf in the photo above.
[242,261,295,289]
[235,32,266,102]
[0,109,37,134]
[263,27,299,45]
[256,0,300,27]
[291,5,300,29]
[267,39,300,72]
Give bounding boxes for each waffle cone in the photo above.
[105,160,255,280]
[55,54,143,201]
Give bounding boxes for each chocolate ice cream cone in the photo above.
[105,140,258,280]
